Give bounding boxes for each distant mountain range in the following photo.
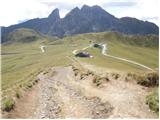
[1,5,159,42]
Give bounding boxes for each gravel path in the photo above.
[33,66,113,118]
[4,66,157,118]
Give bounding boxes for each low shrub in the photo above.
[43,71,49,75]
[19,84,22,88]
[137,72,159,87]
[93,76,101,86]
[15,92,20,98]
[26,83,32,88]
[3,98,15,112]
[93,75,109,87]
[74,71,79,76]
[125,72,137,82]
[146,91,159,113]
[111,73,120,80]
[86,71,94,76]
[34,79,39,83]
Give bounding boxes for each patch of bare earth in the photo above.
[75,64,158,118]
[34,67,113,118]
[2,83,40,118]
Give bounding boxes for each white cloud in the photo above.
[0,0,159,26]
[112,0,159,25]
[0,0,51,26]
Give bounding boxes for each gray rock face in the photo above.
[1,5,159,42]
[48,8,60,21]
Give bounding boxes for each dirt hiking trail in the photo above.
[3,66,158,118]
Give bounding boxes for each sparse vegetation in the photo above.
[125,72,137,82]
[43,71,49,75]
[111,73,120,80]
[26,83,33,88]
[34,79,39,83]
[15,91,20,98]
[93,75,101,86]
[3,98,15,112]
[19,84,22,88]
[136,72,159,87]
[146,91,159,114]
[92,75,109,87]
[72,66,79,76]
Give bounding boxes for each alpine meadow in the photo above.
[1,3,159,119]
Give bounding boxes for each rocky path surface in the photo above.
[4,66,157,118]
[33,66,113,119]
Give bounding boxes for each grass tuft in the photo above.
[146,91,159,114]
[3,98,15,112]
[136,72,159,87]
[15,92,20,99]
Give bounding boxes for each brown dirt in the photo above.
[2,66,158,119]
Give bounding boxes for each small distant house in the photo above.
[93,43,102,49]
[75,52,93,58]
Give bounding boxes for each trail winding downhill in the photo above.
[33,67,114,119]
[3,43,156,119]
[4,66,157,118]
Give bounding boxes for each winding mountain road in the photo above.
[72,43,153,71]
[101,44,153,71]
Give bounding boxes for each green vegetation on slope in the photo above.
[5,28,43,43]
[146,89,159,114]
[1,40,82,103]
[1,31,159,110]
[69,32,158,71]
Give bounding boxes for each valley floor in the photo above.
[2,66,158,119]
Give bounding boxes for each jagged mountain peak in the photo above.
[48,8,60,20]
[81,4,90,10]
[1,5,159,42]
[65,7,81,17]
[70,7,80,13]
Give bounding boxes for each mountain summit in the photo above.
[48,8,60,21]
[2,5,159,42]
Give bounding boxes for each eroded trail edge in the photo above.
[34,66,113,119]
[33,66,156,118]
[5,66,157,118]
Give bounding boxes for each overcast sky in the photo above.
[0,0,159,27]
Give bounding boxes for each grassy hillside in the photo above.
[2,41,77,97]
[1,31,159,107]
[66,32,158,71]
[4,28,43,43]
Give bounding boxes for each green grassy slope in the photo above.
[1,40,80,99]
[67,32,158,71]
[1,31,159,102]
[5,28,43,43]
